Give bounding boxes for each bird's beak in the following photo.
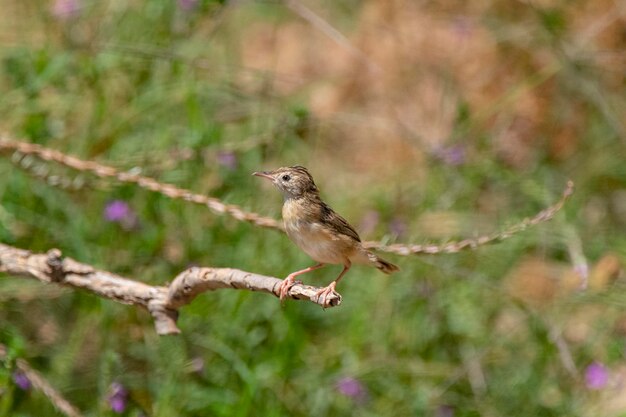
[252,171,274,181]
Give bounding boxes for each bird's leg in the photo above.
[315,262,351,306]
[278,263,326,302]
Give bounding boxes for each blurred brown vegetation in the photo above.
[239,0,625,173]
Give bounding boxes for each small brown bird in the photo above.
[253,165,399,304]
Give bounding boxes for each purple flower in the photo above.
[574,262,589,290]
[435,145,466,166]
[574,262,589,278]
[451,16,473,40]
[51,0,81,19]
[336,377,367,403]
[359,210,380,236]
[389,217,408,238]
[107,382,128,413]
[216,150,238,170]
[178,0,198,11]
[104,200,139,230]
[104,200,130,222]
[585,362,609,390]
[12,371,31,391]
[436,405,455,417]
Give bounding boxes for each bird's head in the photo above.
[253,165,318,199]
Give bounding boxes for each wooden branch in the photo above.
[0,243,341,336]
[0,344,83,417]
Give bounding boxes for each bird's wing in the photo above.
[319,202,361,242]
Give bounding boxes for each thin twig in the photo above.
[364,180,575,255]
[283,0,380,72]
[547,321,578,378]
[0,344,83,417]
[0,136,282,230]
[0,136,574,256]
[0,243,341,336]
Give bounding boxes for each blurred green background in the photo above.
[0,0,625,416]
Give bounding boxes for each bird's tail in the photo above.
[367,252,400,274]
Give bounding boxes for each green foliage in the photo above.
[0,0,625,416]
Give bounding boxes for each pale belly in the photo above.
[285,220,351,265]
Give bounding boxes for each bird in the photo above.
[253,165,399,305]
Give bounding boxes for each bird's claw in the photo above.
[314,283,338,308]
[277,276,297,302]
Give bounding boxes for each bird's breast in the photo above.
[282,200,352,265]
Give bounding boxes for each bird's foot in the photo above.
[277,275,298,302]
[314,282,338,308]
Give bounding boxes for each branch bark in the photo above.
[0,243,341,335]
[0,344,83,417]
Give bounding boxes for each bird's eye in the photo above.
[281,174,291,181]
